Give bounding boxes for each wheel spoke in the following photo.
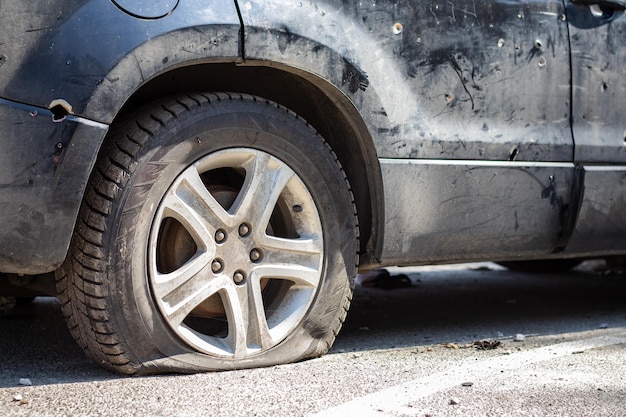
[256,236,323,287]
[161,167,233,241]
[152,250,212,295]
[251,264,321,288]
[232,153,294,227]
[223,281,273,356]
[155,262,230,327]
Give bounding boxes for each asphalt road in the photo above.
[1,262,625,416]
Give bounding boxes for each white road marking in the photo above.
[312,331,626,417]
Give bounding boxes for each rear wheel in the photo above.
[56,93,358,374]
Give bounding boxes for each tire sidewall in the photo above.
[107,99,356,372]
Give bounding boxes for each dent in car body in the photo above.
[0,0,241,273]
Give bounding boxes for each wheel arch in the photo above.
[106,61,384,266]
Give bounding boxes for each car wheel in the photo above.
[55,93,358,374]
[497,259,583,273]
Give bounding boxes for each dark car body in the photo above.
[1,0,625,373]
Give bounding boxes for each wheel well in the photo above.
[113,62,382,263]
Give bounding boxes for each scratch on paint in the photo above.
[458,0,478,18]
[433,1,477,21]
[447,1,456,22]
[429,6,437,20]
[448,54,475,110]
[443,0,478,19]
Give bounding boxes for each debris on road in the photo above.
[473,340,501,350]
[18,378,31,386]
[440,341,503,350]
[441,342,476,349]
[11,393,28,406]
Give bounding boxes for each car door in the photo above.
[563,0,626,254]
[366,0,577,263]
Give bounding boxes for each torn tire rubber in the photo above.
[55,93,358,374]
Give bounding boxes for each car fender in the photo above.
[237,0,426,160]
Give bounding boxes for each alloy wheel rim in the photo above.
[148,148,324,358]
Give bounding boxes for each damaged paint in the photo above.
[0,97,108,273]
[48,99,73,122]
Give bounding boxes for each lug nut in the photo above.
[211,259,223,273]
[239,223,250,237]
[215,229,226,244]
[233,270,246,284]
[250,248,262,262]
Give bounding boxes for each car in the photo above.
[1,0,625,374]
